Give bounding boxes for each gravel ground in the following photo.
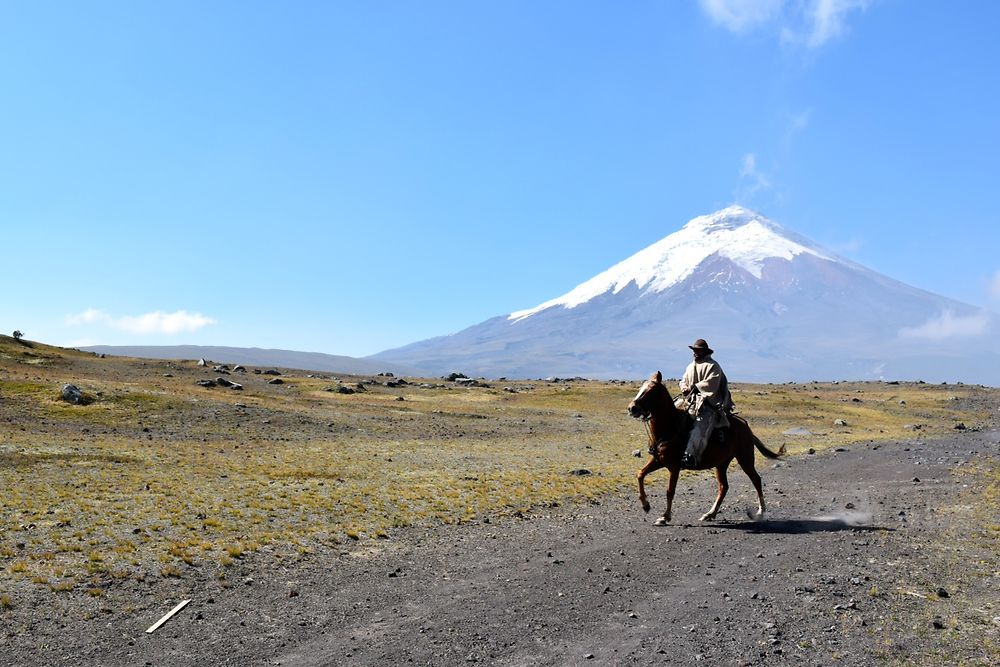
[7,400,998,667]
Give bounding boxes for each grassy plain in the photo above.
[0,334,993,602]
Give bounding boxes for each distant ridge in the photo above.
[82,345,418,376]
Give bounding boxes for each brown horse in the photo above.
[627,371,784,525]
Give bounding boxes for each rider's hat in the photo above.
[689,338,714,354]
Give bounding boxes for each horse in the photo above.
[627,371,784,525]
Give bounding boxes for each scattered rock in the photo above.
[197,358,207,366]
[268,378,284,385]
[196,380,215,388]
[783,427,812,436]
[936,587,950,598]
[262,369,282,376]
[833,419,848,427]
[60,384,85,404]
[232,365,246,373]
[569,469,592,476]
[445,372,468,381]
[632,449,643,457]
[807,448,816,455]
[953,423,966,430]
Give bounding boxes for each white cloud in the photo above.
[701,0,870,49]
[785,110,811,142]
[898,310,991,341]
[829,237,863,254]
[806,0,871,48]
[736,152,771,199]
[66,309,217,335]
[66,308,111,326]
[990,269,1000,300]
[699,0,784,32]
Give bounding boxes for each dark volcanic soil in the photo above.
[8,422,1000,666]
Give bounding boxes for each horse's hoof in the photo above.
[642,505,650,514]
[699,513,716,522]
[654,516,669,526]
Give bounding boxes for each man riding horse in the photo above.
[654,338,734,467]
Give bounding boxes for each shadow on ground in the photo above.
[705,518,893,534]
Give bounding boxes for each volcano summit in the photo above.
[372,207,999,384]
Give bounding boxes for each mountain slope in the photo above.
[371,207,1000,384]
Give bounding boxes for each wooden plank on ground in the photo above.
[145,599,191,634]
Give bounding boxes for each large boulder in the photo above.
[61,384,84,404]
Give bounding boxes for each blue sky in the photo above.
[3,1,998,357]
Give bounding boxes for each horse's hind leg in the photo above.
[736,449,766,517]
[700,465,729,521]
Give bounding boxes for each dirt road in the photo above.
[17,422,995,666]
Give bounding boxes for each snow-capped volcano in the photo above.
[372,207,999,384]
[510,206,835,321]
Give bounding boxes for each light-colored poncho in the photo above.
[678,354,734,416]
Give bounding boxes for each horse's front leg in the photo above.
[654,466,679,525]
[636,456,662,513]
[700,465,729,521]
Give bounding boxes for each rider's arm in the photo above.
[694,365,723,405]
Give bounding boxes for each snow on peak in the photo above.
[509,206,833,322]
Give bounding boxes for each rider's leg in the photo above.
[682,407,717,466]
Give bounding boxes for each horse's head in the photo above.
[627,371,672,420]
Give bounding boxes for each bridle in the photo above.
[629,379,687,453]
[629,384,657,447]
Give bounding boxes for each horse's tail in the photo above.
[753,434,785,459]
[731,414,785,459]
